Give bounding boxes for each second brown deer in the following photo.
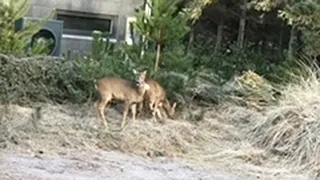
[138,78,177,122]
[95,70,149,129]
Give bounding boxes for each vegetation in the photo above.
[0,0,54,57]
[134,0,190,72]
[3,0,320,105]
[2,0,320,178]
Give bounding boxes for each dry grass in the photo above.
[1,68,319,179]
[0,102,314,179]
[246,68,320,176]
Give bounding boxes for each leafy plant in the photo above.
[0,0,54,57]
[134,0,190,72]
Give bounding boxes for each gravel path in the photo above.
[0,150,250,180]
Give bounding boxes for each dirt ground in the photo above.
[0,149,253,180]
[0,103,314,180]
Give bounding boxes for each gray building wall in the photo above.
[28,0,143,56]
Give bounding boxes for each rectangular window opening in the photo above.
[56,9,116,37]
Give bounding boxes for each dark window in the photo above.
[56,9,116,37]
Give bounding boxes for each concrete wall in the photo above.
[28,0,143,56]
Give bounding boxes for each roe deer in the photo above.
[95,70,149,129]
[138,78,177,122]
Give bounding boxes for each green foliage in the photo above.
[122,43,193,75]
[30,38,54,55]
[91,30,115,61]
[248,0,280,12]
[72,32,137,101]
[134,0,191,72]
[152,45,197,101]
[184,0,217,21]
[162,44,194,73]
[278,0,320,27]
[0,32,140,104]
[0,52,135,104]
[190,42,299,84]
[134,0,190,45]
[77,31,134,80]
[0,55,75,103]
[121,43,156,74]
[122,43,223,104]
[0,0,313,108]
[154,68,225,105]
[249,0,320,58]
[302,28,320,57]
[0,0,54,57]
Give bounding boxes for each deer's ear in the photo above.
[172,102,177,109]
[142,70,147,75]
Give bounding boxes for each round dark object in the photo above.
[31,29,56,55]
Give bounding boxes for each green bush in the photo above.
[0,0,54,57]
[73,31,137,98]
[190,43,300,84]
[1,29,296,107]
[0,54,75,103]
[0,53,136,104]
[121,43,225,105]
[121,43,156,75]
[0,31,145,104]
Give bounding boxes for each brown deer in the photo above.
[138,78,177,122]
[95,70,150,129]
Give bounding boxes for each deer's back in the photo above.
[97,77,141,101]
[145,79,167,101]
[145,79,174,117]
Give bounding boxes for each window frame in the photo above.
[55,9,117,38]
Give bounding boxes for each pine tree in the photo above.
[134,0,190,72]
[249,0,320,59]
[0,0,54,57]
[185,0,217,21]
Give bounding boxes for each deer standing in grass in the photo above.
[95,70,149,129]
[138,78,177,122]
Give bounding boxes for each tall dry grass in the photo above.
[245,65,320,176]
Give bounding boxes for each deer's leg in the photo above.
[149,101,158,122]
[155,108,162,119]
[97,96,111,128]
[137,101,144,117]
[121,102,130,129]
[154,100,163,120]
[161,106,168,119]
[149,101,155,110]
[147,99,156,122]
[158,101,169,119]
[95,101,100,122]
[131,103,137,122]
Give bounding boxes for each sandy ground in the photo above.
[0,149,252,180]
[0,103,315,180]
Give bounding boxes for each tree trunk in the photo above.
[140,36,146,59]
[214,17,224,53]
[278,21,284,57]
[188,29,194,52]
[237,0,247,49]
[258,40,263,54]
[154,43,161,72]
[288,26,297,61]
[140,0,152,59]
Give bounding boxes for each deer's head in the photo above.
[133,69,149,90]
